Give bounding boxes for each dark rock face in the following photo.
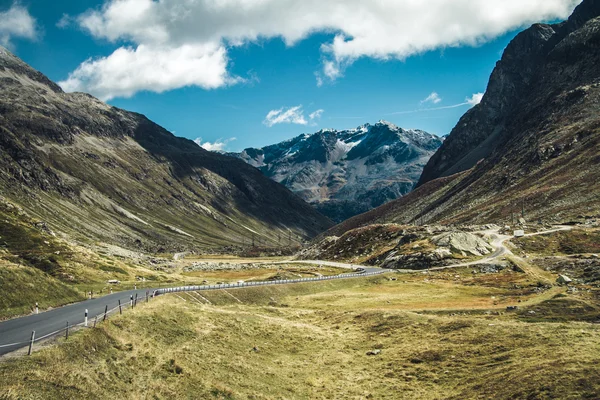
[231,121,442,222]
[418,0,600,186]
[323,0,600,234]
[0,47,332,251]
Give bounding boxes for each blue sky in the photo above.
[0,0,580,151]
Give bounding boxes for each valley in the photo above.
[1,0,600,398]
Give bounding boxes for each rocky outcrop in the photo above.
[231,121,442,222]
[431,232,493,257]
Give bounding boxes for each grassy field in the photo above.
[1,270,598,399]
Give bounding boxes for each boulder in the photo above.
[557,275,573,285]
[431,231,493,257]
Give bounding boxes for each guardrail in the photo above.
[154,270,386,296]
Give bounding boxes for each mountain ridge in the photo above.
[0,46,333,253]
[230,120,442,222]
[321,0,600,236]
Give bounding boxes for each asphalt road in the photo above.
[0,266,384,356]
[0,288,153,356]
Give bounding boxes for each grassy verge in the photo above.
[0,263,85,320]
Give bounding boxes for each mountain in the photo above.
[323,0,600,236]
[230,121,442,222]
[0,47,332,253]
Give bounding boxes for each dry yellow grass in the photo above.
[1,274,598,399]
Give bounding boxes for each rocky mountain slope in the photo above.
[322,0,600,237]
[231,122,442,222]
[0,47,332,253]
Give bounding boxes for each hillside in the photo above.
[231,121,442,222]
[322,0,600,236]
[0,47,332,255]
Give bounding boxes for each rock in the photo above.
[478,263,507,274]
[433,248,452,260]
[431,231,493,257]
[366,349,381,356]
[506,306,519,311]
[557,275,573,285]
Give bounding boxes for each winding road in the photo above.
[0,225,571,357]
[0,265,383,356]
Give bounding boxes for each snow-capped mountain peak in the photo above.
[230,122,443,222]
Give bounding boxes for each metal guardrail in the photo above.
[154,270,386,296]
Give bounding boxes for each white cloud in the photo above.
[56,14,74,29]
[386,92,486,115]
[0,3,38,47]
[466,92,484,106]
[264,106,308,127]
[66,0,581,97]
[59,44,240,101]
[264,106,324,127]
[421,92,442,105]
[194,137,237,152]
[309,109,324,121]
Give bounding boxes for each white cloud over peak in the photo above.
[0,3,38,47]
[309,109,324,121]
[194,137,237,152]
[264,106,307,127]
[466,92,484,106]
[421,92,442,105]
[264,106,324,127]
[63,0,581,98]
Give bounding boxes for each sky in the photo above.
[0,0,582,151]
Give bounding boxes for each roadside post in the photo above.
[35,302,38,315]
[28,331,35,356]
[103,305,108,321]
[65,321,69,340]
[84,309,88,327]
[118,300,122,314]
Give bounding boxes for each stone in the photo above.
[557,275,573,285]
[431,231,493,257]
[366,349,381,356]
